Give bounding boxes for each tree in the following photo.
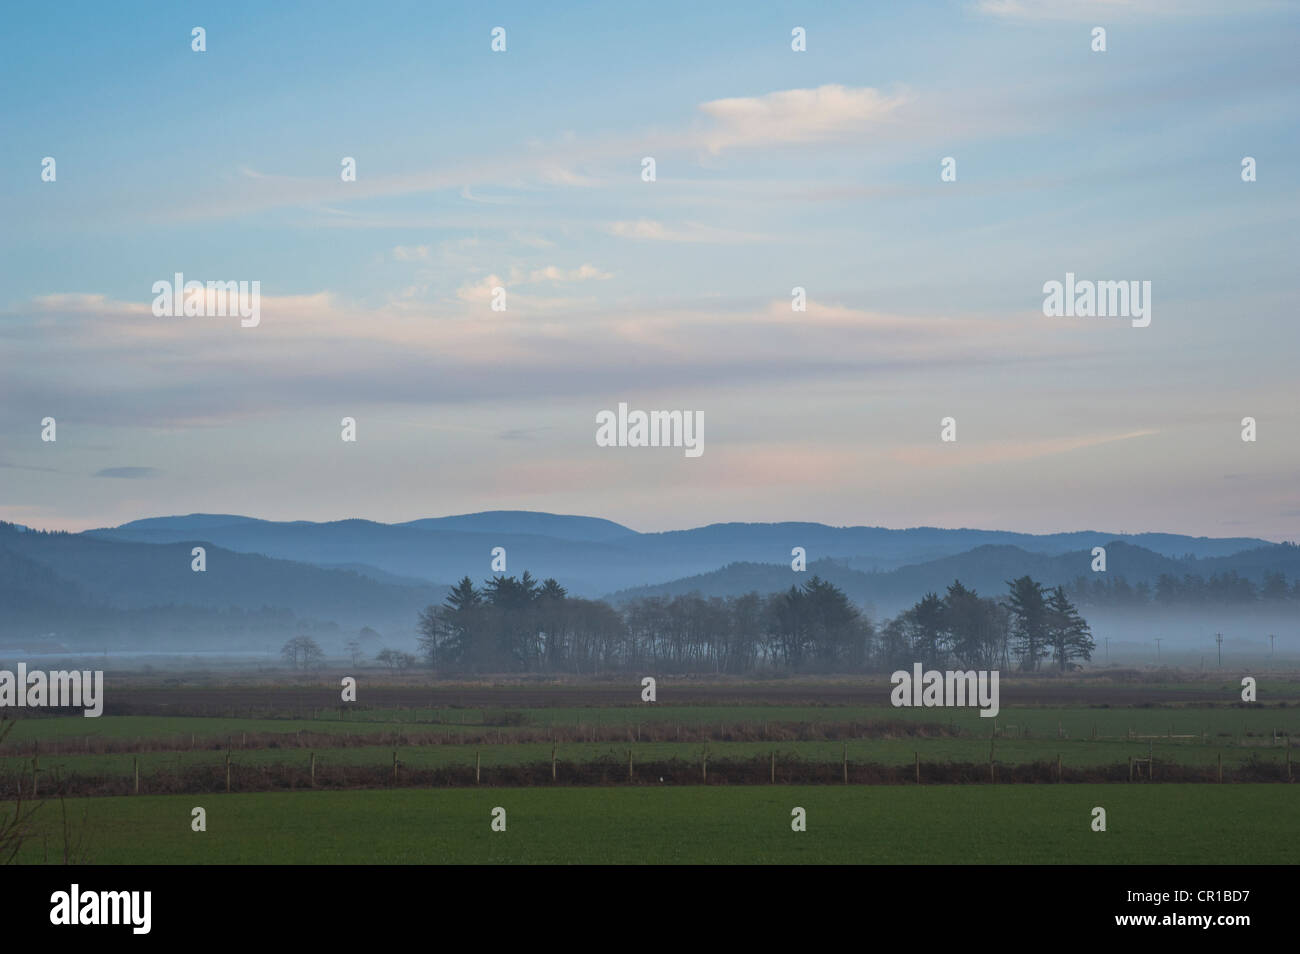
[375,648,414,671]
[942,581,1007,669]
[876,615,912,672]
[535,578,569,668]
[344,638,364,667]
[281,635,325,671]
[763,577,861,670]
[1045,586,1094,671]
[1262,572,1289,600]
[418,577,482,667]
[903,592,946,668]
[1006,576,1050,672]
[482,572,542,670]
[801,576,862,666]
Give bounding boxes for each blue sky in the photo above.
[2,0,1298,537]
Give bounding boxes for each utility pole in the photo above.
[1215,632,1223,667]
[1105,637,1110,665]
[1154,638,1162,663]
[1269,634,1275,657]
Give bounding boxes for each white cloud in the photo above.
[697,84,911,154]
[607,220,768,244]
[525,264,611,283]
[456,274,505,304]
[975,0,1266,19]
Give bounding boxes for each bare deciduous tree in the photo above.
[281,635,325,671]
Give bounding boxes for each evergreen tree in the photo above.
[1006,576,1050,672]
[1046,585,1094,671]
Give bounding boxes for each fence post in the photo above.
[225,752,231,793]
[1057,753,1061,783]
[392,750,398,782]
[133,756,139,794]
[628,749,633,782]
[475,750,481,784]
[551,744,557,781]
[32,742,39,798]
[1217,753,1222,783]
[842,742,848,784]
[702,748,708,784]
[1128,756,1133,782]
[915,751,920,785]
[770,751,775,784]
[310,752,316,787]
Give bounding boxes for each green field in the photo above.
[11,785,1296,864]
[4,701,1294,743]
[4,738,1292,781]
[5,692,1297,745]
[4,689,1295,793]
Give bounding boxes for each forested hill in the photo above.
[0,522,447,647]
[80,511,1280,596]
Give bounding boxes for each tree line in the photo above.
[409,572,1094,675]
[1068,569,1300,607]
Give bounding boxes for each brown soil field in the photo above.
[50,670,1298,717]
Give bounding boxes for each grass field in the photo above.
[12,784,1295,864]
[4,703,1295,745]
[3,676,1295,795]
[2,673,1295,863]
[5,738,1293,780]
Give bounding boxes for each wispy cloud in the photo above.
[697,84,912,154]
[887,431,1159,470]
[523,264,611,283]
[0,459,60,474]
[975,0,1275,19]
[0,288,1089,429]
[93,466,161,479]
[608,220,768,244]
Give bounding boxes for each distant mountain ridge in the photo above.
[610,540,1300,614]
[0,521,447,648]
[81,511,1279,596]
[2,513,1294,650]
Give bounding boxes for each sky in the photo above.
[1,0,1297,537]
